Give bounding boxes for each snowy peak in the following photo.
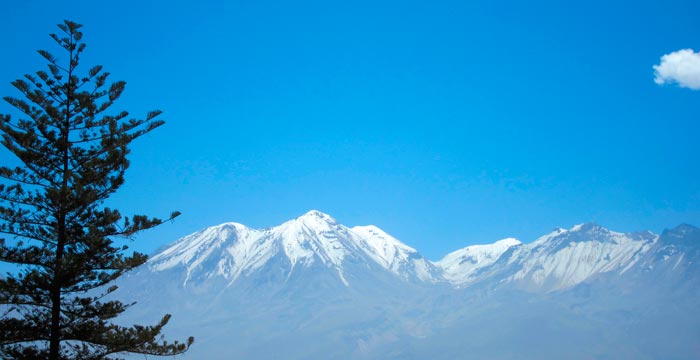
[532,223,611,247]
[295,210,338,225]
[146,210,436,288]
[570,222,602,232]
[148,210,368,287]
[148,221,254,271]
[493,237,522,247]
[567,222,616,241]
[507,223,658,291]
[272,210,358,270]
[148,221,273,286]
[436,237,522,285]
[436,223,662,291]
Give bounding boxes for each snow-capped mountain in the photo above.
[500,223,658,291]
[147,212,686,291]
[148,210,439,288]
[434,223,659,291]
[114,212,700,360]
[436,237,521,285]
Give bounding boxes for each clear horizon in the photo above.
[2,0,699,261]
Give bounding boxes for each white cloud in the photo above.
[653,49,700,90]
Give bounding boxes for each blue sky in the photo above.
[2,0,699,260]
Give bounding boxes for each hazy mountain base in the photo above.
[404,285,700,360]
[111,220,700,359]
[116,266,700,360]
[117,254,443,359]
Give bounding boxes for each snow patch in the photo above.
[436,238,522,285]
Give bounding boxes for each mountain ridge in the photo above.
[114,210,700,360]
[146,210,695,292]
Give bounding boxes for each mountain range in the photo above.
[115,210,700,359]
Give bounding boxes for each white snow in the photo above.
[436,238,522,284]
[148,210,437,287]
[350,225,439,281]
[148,211,661,291]
[506,224,657,290]
[351,225,416,266]
[272,210,351,268]
[148,222,279,286]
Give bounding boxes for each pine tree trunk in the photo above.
[49,253,63,359]
[50,44,74,359]
[49,207,67,359]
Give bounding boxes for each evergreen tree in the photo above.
[0,20,193,359]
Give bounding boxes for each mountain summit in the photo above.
[148,210,439,288]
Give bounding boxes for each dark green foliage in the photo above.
[0,20,193,359]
